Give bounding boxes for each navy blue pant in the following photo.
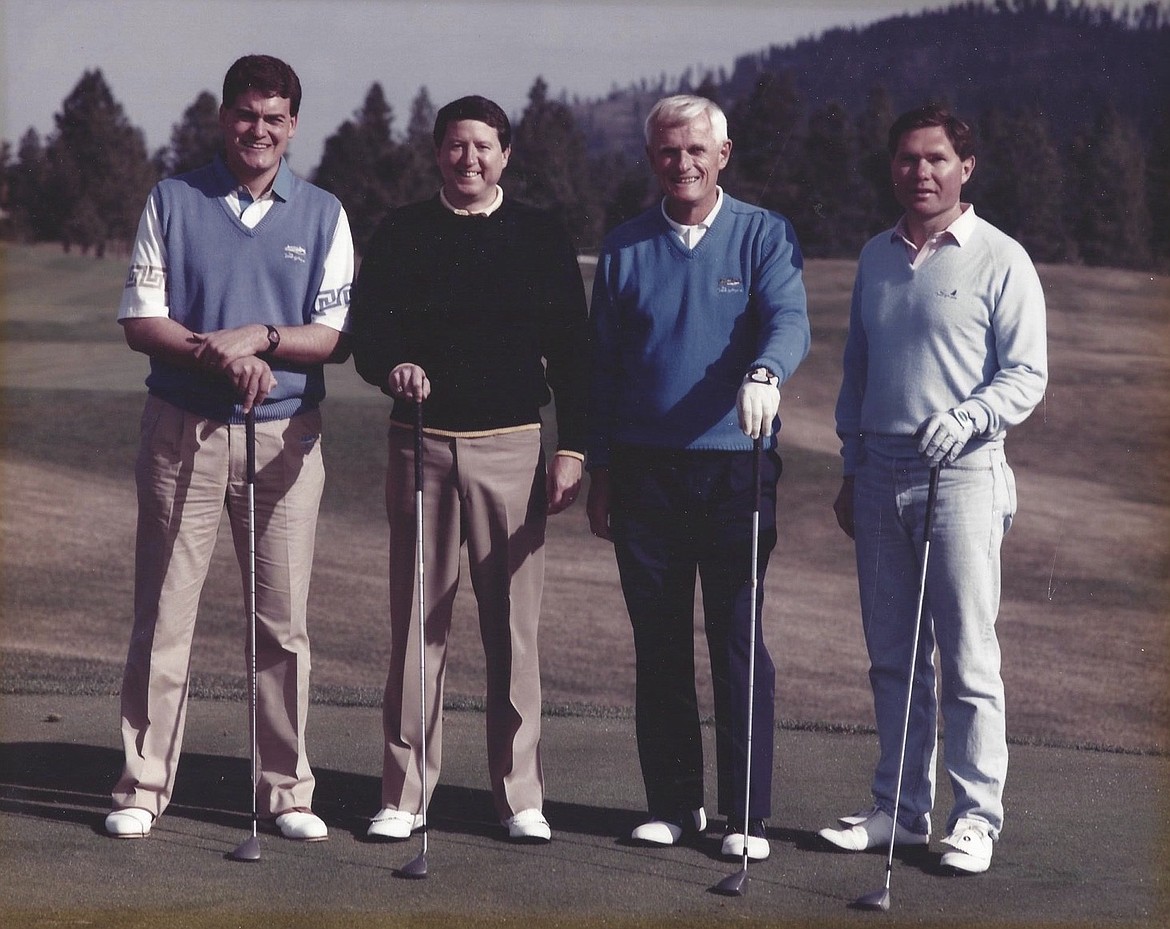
[610,445,780,821]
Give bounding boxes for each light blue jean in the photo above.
[853,438,1017,840]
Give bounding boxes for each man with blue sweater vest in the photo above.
[105,55,353,843]
[586,95,810,862]
[818,105,1047,875]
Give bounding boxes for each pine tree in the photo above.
[156,90,222,177]
[1070,103,1152,268]
[312,83,399,254]
[972,107,1072,263]
[794,101,867,257]
[43,69,156,253]
[511,77,600,248]
[1145,113,1170,267]
[393,85,439,204]
[724,72,804,214]
[6,129,51,242]
[594,149,654,235]
[694,72,721,105]
[854,85,899,237]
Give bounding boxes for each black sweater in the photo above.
[351,195,589,454]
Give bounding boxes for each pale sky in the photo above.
[0,0,1005,171]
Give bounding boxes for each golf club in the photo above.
[852,463,941,911]
[229,407,261,862]
[396,400,430,879]
[711,435,764,897]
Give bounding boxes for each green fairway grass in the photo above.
[2,242,1167,753]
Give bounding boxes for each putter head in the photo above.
[850,887,891,911]
[395,851,428,880]
[710,868,748,897]
[228,835,261,862]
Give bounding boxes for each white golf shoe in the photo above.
[721,818,770,861]
[503,808,552,843]
[367,807,424,841]
[940,818,993,874]
[275,809,328,842]
[104,807,153,839]
[818,804,929,851]
[630,808,707,846]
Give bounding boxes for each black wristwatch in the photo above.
[746,366,777,385]
[259,324,280,358]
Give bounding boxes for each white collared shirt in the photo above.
[228,185,279,227]
[894,203,977,269]
[439,185,504,217]
[662,186,725,249]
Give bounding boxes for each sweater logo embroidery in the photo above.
[936,289,958,299]
[284,244,307,264]
[718,277,744,293]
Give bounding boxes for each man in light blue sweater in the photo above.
[106,56,353,844]
[587,95,810,863]
[819,105,1047,875]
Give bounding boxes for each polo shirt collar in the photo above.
[440,185,504,217]
[661,186,724,238]
[269,159,294,202]
[892,202,977,247]
[212,155,293,202]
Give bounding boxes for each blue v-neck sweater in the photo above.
[587,195,810,468]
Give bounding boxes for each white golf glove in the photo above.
[917,409,976,465]
[737,368,780,439]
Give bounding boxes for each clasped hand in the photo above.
[917,409,975,465]
[736,379,780,440]
[389,363,431,402]
[188,325,276,412]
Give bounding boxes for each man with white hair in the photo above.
[586,94,809,862]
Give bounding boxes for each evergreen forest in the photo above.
[2,0,1167,269]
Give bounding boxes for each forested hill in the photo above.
[573,0,1168,156]
[5,0,1166,268]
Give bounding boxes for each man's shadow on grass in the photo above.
[2,741,889,870]
[0,740,644,847]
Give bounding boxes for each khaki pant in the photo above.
[380,426,547,820]
[112,396,324,817]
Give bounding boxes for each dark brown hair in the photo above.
[888,104,975,159]
[222,55,302,117]
[432,96,511,149]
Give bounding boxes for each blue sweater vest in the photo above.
[147,158,342,423]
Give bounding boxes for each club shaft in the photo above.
[414,402,429,856]
[740,438,763,872]
[881,465,940,878]
[245,409,258,838]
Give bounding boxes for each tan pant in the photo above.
[380,426,547,819]
[113,395,325,817]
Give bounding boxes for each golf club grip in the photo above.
[752,436,762,512]
[923,465,940,541]
[414,402,424,491]
[245,409,256,484]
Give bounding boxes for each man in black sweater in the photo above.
[351,95,588,845]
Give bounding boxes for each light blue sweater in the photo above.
[588,195,810,468]
[835,209,1048,474]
